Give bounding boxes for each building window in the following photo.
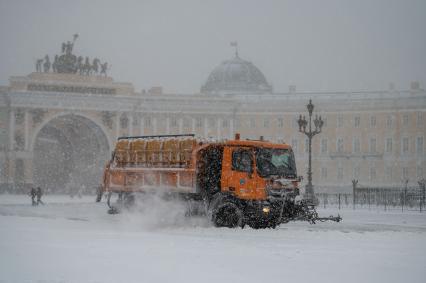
[170,117,178,128]
[417,137,424,155]
[250,118,256,128]
[385,166,392,181]
[417,113,423,128]
[222,119,229,128]
[102,111,114,129]
[369,138,377,153]
[321,139,328,153]
[14,132,24,151]
[263,118,269,128]
[337,167,343,180]
[144,117,151,127]
[353,137,360,153]
[15,109,25,125]
[337,114,343,128]
[354,116,360,128]
[291,139,298,153]
[353,166,360,179]
[277,118,284,128]
[292,117,298,129]
[417,166,423,179]
[370,116,376,128]
[120,114,128,129]
[402,167,409,180]
[402,137,409,154]
[321,167,327,180]
[337,138,344,153]
[322,116,327,127]
[385,138,393,153]
[132,116,139,127]
[370,167,377,181]
[386,115,394,128]
[402,114,409,127]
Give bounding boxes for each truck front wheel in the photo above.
[212,201,243,228]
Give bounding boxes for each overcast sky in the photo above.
[0,0,425,93]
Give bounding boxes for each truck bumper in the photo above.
[243,199,285,227]
[243,187,300,227]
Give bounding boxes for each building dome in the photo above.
[201,54,272,94]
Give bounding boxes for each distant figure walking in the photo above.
[36,187,44,205]
[30,187,37,206]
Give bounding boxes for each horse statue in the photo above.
[65,41,73,55]
[52,55,59,73]
[92,58,101,75]
[100,62,109,77]
[35,58,44,72]
[77,56,84,75]
[43,55,51,72]
[83,57,91,75]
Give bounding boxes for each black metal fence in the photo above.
[316,182,426,212]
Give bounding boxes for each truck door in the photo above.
[222,147,257,199]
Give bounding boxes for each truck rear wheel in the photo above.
[212,201,243,228]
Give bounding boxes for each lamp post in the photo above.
[297,99,324,204]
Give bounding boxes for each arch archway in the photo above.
[32,114,110,194]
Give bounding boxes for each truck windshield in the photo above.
[255,148,296,178]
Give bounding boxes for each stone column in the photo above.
[24,110,29,150]
[204,117,208,138]
[153,117,157,135]
[129,115,134,136]
[191,117,195,134]
[115,112,120,139]
[140,117,145,135]
[229,118,234,139]
[217,117,221,139]
[178,117,183,134]
[25,158,33,185]
[166,117,170,134]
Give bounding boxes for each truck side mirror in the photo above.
[248,170,253,179]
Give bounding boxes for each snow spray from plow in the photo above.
[100,134,341,228]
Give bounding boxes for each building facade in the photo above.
[0,49,425,194]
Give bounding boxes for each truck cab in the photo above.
[197,138,300,228]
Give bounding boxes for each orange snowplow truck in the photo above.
[101,134,307,228]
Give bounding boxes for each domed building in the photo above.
[201,53,272,95]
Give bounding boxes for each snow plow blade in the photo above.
[312,215,342,223]
[280,201,342,224]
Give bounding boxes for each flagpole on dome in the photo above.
[230,41,238,58]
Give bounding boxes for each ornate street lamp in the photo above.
[297,99,324,204]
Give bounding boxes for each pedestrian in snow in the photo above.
[30,187,37,206]
[36,187,44,205]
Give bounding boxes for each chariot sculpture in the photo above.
[35,34,110,76]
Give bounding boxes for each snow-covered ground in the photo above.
[1,194,425,283]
